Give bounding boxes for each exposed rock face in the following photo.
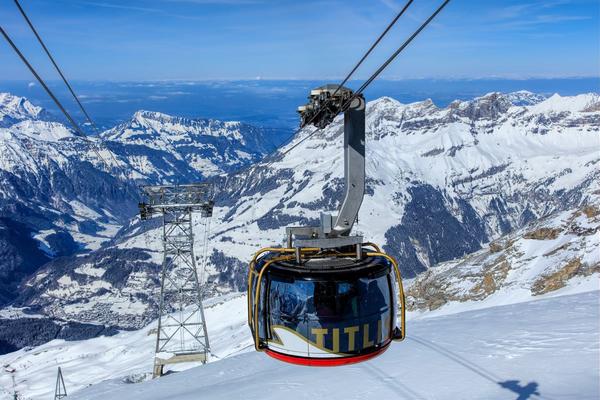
[523,228,561,240]
[531,258,599,295]
[407,203,600,312]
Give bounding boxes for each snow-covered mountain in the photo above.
[11,91,599,330]
[101,110,280,180]
[0,93,277,305]
[0,93,49,127]
[0,94,132,304]
[208,91,599,282]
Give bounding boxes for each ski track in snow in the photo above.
[2,291,595,400]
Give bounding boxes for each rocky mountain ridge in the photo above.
[10,90,599,330]
[407,202,599,315]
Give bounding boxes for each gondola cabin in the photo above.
[248,244,405,366]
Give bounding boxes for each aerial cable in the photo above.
[256,0,415,171]
[0,25,87,137]
[352,0,451,97]
[270,0,451,164]
[329,0,414,101]
[0,25,127,178]
[12,0,129,179]
[13,0,99,134]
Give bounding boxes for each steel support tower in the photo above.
[139,183,214,378]
[54,367,67,399]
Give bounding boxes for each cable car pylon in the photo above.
[54,367,67,399]
[138,184,214,378]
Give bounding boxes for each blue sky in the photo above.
[0,0,598,80]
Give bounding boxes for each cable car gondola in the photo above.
[248,85,406,366]
[248,244,405,366]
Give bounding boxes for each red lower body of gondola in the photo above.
[264,342,391,367]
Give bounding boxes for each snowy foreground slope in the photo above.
[0,294,252,400]
[2,202,596,399]
[74,291,599,400]
[1,278,597,400]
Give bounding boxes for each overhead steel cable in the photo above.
[353,0,451,97]
[0,25,127,177]
[271,0,451,164]
[253,0,416,171]
[12,0,129,179]
[328,0,414,102]
[13,0,99,134]
[0,25,86,137]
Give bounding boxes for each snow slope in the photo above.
[2,276,598,400]
[0,294,252,400]
[71,291,599,400]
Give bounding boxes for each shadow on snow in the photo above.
[409,336,548,400]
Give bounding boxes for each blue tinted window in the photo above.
[267,274,392,354]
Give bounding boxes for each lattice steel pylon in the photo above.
[54,367,67,399]
[139,183,214,378]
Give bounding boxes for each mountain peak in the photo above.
[133,110,174,121]
[451,92,512,120]
[369,96,403,107]
[366,97,437,125]
[407,98,437,111]
[131,110,184,130]
[529,93,600,114]
[0,92,47,127]
[475,91,510,104]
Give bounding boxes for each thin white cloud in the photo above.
[75,1,209,20]
[379,0,401,12]
[163,0,264,4]
[497,0,573,17]
[78,1,162,13]
[377,0,431,24]
[497,14,591,30]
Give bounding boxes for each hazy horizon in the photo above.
[1,77,598,134]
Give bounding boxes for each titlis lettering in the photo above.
[311,320,383,352]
